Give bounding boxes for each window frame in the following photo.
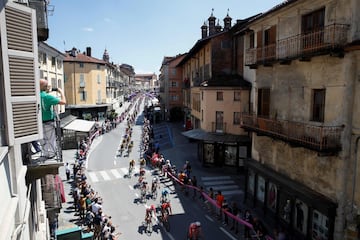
[216,91,223,101]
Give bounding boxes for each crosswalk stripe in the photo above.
[100,171,111,181]
[120,167,128,174]
[88,172,99,182]
[202,180,235,186]
[209,185,239,191]
[110,169,122,179]
[222,189,244,196]
[201,176,231,181]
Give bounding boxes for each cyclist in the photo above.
[139,157,146,168]
[161,200,172,219]
[151,177,159,195]
[160,188,170,203]
[144,205,157,223]
[188,221,203,240]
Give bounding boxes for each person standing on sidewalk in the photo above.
[65,163,71,180]
[216,190,225,221]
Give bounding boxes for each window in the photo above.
[257,175,265,203]
[79,62,84,68]
[233,112,240,125]
[221,40,231,48]
[80,74,85,87]
[42,52,47,64]
[294,199,308,235]
[97,74,101,84]
[80,90,87,101]
[302,8,325,50]
[234,91,241,101]
[171,81,178,87]
[171,69,176,75]
[248,170,255,195]
[311,89,325,122]
[97,64,101,70]
[215,111,224,132]
[312,210,329,240]
[216,92,223,101]
[51,57,56,66]
[51,78,56,88]
[57,79,62,89]
[249,32,255,48]
[267,182,278,212]
[258,88,270,117]
[170,95,178,101]
[56,59,62,68]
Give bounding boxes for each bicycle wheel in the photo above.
[147,220,153,233]
[163,217,170,232]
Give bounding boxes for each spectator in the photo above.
[39,79,66,159]
[216,191,225,220]
[65,163,71,180]
[244,209,254,239]
[230,201,240,234]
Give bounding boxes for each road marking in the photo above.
[88,172,98,182]
[111,169,121,179]
[220,227,237,240]
[211,185,240,191]
[128,185,133,190]
[202,180,235,186]
[205,214,214,222]
[201,176,231,181]
[120,167,128,174]
[100,171,111,181]
[166,232,176,240]
[222,190,244,196]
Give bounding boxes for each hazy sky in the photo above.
[46,0,284,75]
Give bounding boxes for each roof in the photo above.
[64,52,106,64]
[182,128,251,143]
[63,119,96,132]
[60,114,78,128]
[249,0,298,24]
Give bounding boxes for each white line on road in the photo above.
[202,180,235,186]
[111,169,121,179]
[135,193,139,197]
[201,176,231,181]
[166,232,176,240]
[100,171,111,181]
[220,227,237,240]
[88,172,99,182]
[205,215,214,222]
[128,185,134,190]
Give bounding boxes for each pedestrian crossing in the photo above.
[87,166,144,183]
[201,176,243,198]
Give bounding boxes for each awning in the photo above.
[63,119,96,132]
[182,128,251,143]
[60,114,78,128]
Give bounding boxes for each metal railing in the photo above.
[245,23,349,66]
[240,113,343,152]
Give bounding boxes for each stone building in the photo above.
[240,0,360,239]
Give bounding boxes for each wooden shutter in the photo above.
[0,2,42,146]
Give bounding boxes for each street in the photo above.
[82,100,243,239]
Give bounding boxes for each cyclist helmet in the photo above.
[151,205,155,210]
[195,221,201,227]
[153,177,157,182]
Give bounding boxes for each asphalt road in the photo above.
[83,100,242,240]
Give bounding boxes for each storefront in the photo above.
[182,128,251,169]
[245,159,337,240]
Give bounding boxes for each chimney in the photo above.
[201,21,208,39]
[86,47,91,57]
[223,9,232,31]
[208,9,216,36]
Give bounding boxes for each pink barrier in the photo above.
[165,170,274,240]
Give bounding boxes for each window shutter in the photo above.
[0,2,42,146]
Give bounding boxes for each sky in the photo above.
[46,0,284,75]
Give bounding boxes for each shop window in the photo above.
[294,199,308,235]
[224,145,237,166]
[204,143,214,164]
[267,182,278,212]
[312,210,329,240]
[257,175,265,203]
[248,170,255,196]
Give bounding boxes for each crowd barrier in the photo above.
[165,170,274,240]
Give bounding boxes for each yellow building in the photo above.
[63,47,109,120]
[241,0,360,239]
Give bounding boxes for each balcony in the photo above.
[211,122,227,133]
[245,23,349,67]
[240,113,343,153]
[25,120,63,180]
[28,0,51,41]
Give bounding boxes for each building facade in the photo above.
[241,0,360,239]
[63,47,109,120]
[180,10,252,168]
[159,55,185,121]
[0,1,60,239]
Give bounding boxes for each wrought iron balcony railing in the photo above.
[245,23,350,66]
[240,113,343,152]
